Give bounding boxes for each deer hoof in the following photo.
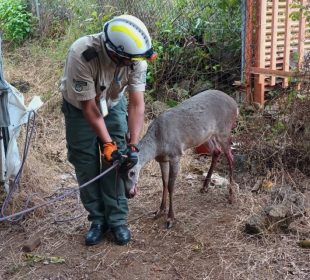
[200,187,208,193]
[153,209,166,219]
[166,219,173,229]
[227,185,237,204]
[227,193,236,204]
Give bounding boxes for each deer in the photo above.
[124,89,239,228]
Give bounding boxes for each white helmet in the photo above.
[103,15,157,61]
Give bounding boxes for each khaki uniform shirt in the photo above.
[59,33,147,110]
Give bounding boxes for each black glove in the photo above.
[111,149,124,163]
[120,144,139,172]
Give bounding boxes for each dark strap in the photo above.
[127,144,139,152]
[82,47,98,62]
[0,89,10,127]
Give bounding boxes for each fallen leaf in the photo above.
[49,256,65,264]
[298,240,310,248]
[262,180,274,190]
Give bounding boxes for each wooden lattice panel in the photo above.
[246,0,310,104]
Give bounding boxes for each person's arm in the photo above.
[80,99,112,144]
[127,91,145,145]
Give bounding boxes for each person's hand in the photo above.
[121,144,139,171]
[103,142,118,161]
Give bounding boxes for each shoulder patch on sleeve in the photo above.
[73,79,88,92]
[82,47,98,62]
[139,71,147,84]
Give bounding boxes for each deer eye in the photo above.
[129,170,135,178]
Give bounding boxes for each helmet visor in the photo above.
[130,49,158,61]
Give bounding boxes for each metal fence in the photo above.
[29,0,243,99]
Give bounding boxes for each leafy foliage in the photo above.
[290,0,310,25]
[8,0,242,104]
[0,0,34,43]
[145,0,242,100]
[37,0,116,39]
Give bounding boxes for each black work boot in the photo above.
[111,225,131,245]
[85,223,109,246]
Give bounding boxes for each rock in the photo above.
[210,173,229,188]
[265,205,288,218]
[22,237,41,252]
[245,214,266,234]
[245,186,309,235]
[149,101,169,118]
[192,80,213,94]
[234,153,247,172]
[288,217,310,236]
[10,80,30,93]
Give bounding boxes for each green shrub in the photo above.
[0,0,34,43]
[146,0,241,98]
[290,1,310,25]
[18,0,242,103]
[37,0,116,39]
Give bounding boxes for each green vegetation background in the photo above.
[0,0,242,104]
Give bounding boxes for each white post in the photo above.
[33,0,41,30]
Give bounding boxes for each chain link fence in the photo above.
[30,0,242,101]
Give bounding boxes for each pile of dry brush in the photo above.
[237,54,310,179]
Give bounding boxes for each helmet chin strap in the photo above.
[107,49,122,65]
[104,43,133,67]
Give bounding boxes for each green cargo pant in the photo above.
[61,97,128,228]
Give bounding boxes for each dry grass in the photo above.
[0,44,310,280]
[1,161,310,279]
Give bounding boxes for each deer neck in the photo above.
[138,129,157,167]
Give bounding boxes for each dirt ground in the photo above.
[1,46,310,280]
[1,157,310,280]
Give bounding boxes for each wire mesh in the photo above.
[30,0,242,100]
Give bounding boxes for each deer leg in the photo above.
[200,149,221,193]
[166,158,180,229]
[223,143,235,204]
[154,161,169,219]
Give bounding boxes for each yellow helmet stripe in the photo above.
[110,25,143,49]
[131,57,146,61]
